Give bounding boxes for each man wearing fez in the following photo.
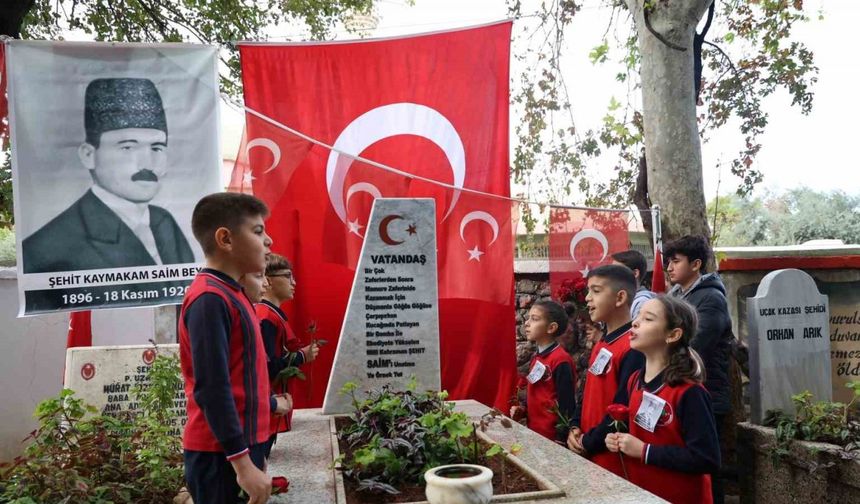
[23,78,194,273]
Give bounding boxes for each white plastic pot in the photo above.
[424,464,494,504]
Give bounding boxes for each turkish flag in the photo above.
[651,245,667,293]
[548,207,630,297]
[238,22,516,410]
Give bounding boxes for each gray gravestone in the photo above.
[64,344,186,434]
[322,198,441,414]
[747,269,831,424]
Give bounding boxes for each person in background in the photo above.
[612,249,656,319]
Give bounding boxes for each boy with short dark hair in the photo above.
[180,192,290,504]
[567,265,644,477]
[510,299,576,443]
[611,249,656,319]
[257,253,319,458]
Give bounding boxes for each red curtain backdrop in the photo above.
[236,22,517,410]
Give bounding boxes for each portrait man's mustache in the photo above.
[131,169,159,182]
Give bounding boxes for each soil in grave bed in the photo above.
[335,416,541,504]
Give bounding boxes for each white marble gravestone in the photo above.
[322,198,441,414]
[747,269,831,423]
[64,344,185,434]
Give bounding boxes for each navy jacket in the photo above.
[671,273,734,415]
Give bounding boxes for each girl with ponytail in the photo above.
[604,295,721,504]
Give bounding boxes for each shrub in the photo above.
[0,350,184,503]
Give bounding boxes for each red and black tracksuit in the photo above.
[573,322,644,476]
[523,342,576,442]
[179,269,274,504]
[256,299,305,456]
[619,369,720,504]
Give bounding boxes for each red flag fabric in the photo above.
[67,311,93,348]
[651,245,667,293]
[237,22,516,410]
[548,207,630,297]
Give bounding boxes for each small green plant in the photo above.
[336,383,515,495]
[764,382,860,470]
[0,347,184,503]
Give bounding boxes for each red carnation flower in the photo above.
[607,403,629,422]
[272,476,290,494]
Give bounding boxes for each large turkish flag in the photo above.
[238,22,516,410]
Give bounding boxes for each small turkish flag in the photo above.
[549,207,630,297]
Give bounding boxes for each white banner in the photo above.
[7,41,221,315]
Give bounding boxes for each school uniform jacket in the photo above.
[179,269,273,460]
[574,322,644,475]
[623,369,720,504]
[256,299,305,434]
[524,343,576,442]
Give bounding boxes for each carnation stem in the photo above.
[618,453,629,480]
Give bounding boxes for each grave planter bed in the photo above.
[737,422,860,504]
[331,415,565,504]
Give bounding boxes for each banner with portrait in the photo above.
[6,41,221,315]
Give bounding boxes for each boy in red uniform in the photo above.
[257,254,319,458]
[605,295,720,504]
[510,300,576,443]
[567,265,644,476]
[180,193,290,504]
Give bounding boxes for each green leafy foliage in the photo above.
[708,188,860,246]
[507,0,818,209]
[337,385,514,495]
[0,349,185,503]
[764,382,860,469]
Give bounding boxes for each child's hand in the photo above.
[301,343,320,363]
[605,432,620,452]
[274,393,293,415]
[614,433,645,459]
[568,428,585,454]
[509,405,522,418]
[231,455,272,504]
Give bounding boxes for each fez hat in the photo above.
[84,78,167,146]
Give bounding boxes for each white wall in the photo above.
[0,268,168,461]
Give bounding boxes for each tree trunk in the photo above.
[0,0,34,38]
[628,0,713,242]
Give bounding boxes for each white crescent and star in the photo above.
[569,228,610,276]
[345,182,383,236]
[459,211,499,262]
[325,103,466,229]
[246,138,282,174]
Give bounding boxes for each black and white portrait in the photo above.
[8,41,221,314]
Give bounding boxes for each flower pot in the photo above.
[424,464,493,504]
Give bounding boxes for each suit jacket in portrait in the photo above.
[22,189,195,273]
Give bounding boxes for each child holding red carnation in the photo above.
[510,300,576,443]
[605,295,720,504]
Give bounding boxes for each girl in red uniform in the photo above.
[605,295,720,504]
[510,300,576,443]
